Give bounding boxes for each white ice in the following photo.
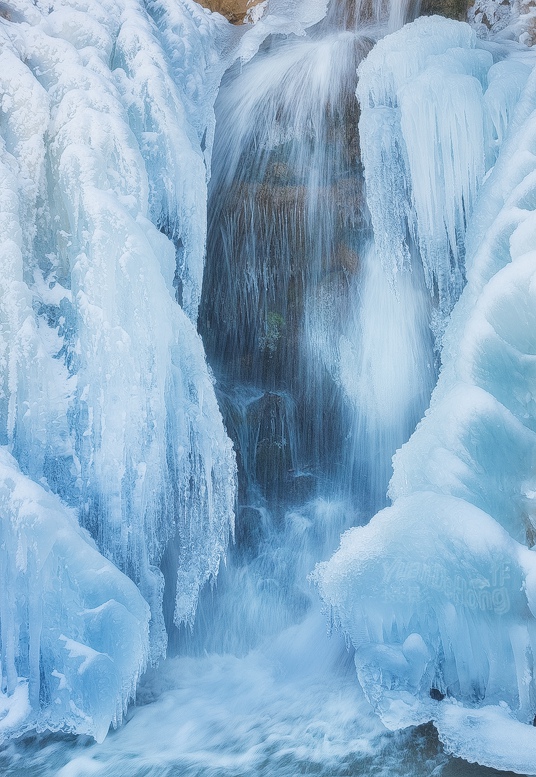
[357,15,530,329]
[0,0,342,744]
[0,0,240,739]
[0,447,149,744]
[316,23,536,774]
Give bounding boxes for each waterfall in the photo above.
[200,0,432,520]
[340,243,435,510]
[2,0,536,772]
[181,0,435,660]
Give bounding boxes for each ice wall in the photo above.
[0,0,239,739]
[0,448,149,744]
[315,19,536,773]
[340,16,529,509]
[357,15,527,334]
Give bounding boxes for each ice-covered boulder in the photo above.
[314,492,536,726]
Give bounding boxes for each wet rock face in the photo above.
[420,0,470,19]
[199,30,373,518]
[196,0,265,24]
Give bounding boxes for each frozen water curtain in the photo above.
[0,0,240,741]
[3,0,536,772]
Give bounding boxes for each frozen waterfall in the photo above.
[0,0,337,747]
[315,15,536,776]
[2,0,536,774]
[0,0,240,740]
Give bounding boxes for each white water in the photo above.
[340,243,435,508]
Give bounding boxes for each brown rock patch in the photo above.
[196,0,265,24]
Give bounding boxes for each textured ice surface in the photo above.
[315,493,536,725]
[0,0,240,740]
[316,31,536,774]
[0,0,237,658]
[0,447,149,744]
[468,0,536,48]
[233,0,329,61]
[435,704,536,773]
[0,0,337,743]
[338,16,528,515]
[357,15,530,329]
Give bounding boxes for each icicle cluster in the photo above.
[357,15,527,329]
[315,22,536,773]
[0,0,334,742]
[0,0,239,740]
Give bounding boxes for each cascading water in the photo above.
[340,243,435,509]
[177,0,436,659]
[1,0,534,772]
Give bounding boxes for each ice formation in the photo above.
[335,15,528,509]
[5,0,536,768]
[468,0,536,47]
[0,0,241,741]
[0,0,336,744]
[315,18,536,773]
[357,15,528,327]
[0,447,149,743]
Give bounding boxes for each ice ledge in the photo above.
[436,704,536,775]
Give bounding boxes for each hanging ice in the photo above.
[328,15,529,513]
[314,20,536,774]
[0,0,338,743]
[357,15,528,330]
[336,14,528,513]
[0,0,240,738]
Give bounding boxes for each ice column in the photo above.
[0,0,236,719]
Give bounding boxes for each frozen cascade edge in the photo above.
[315,16,536,775]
